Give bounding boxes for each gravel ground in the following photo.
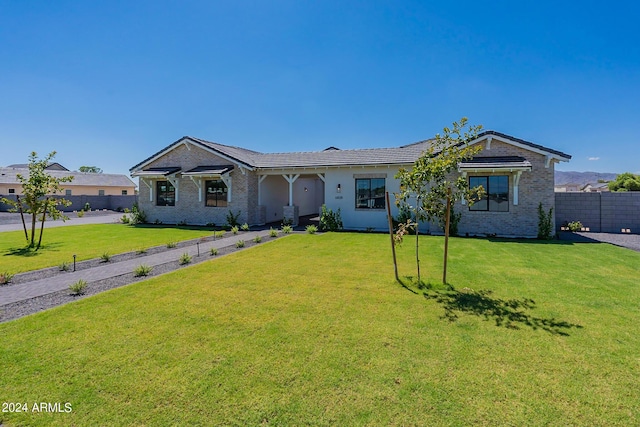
[558,231,640,252]
[0,235,274,323]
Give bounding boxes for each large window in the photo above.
[356,178,385,209]
[469,176,509,212]
[156,180,175,206]
[205,180,228,207]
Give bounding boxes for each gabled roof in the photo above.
[6,162,69,171]
[475,131,572,160]
[130,131,571,173]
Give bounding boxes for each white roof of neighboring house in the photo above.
[0,168,136,187]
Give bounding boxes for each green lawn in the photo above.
[1,233,639,426]
[0,223,218,273]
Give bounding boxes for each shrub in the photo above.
[253,235,262,243]
[59,261,70,272]
[179,253,192,265]
[319,205,343,231]
[214,230,226,239]
[269,227,279,238]
[0,271,15,285]
[236,240,245,248]
[226,210,241,227]
[177,220,188,226]
[69,279,87,295]
[130,204,147,224]
[537,203,554,240]
[120,214,130,224]
[101,252,111,263]
[568,221,583,232]
[306,224,318,234]
[281,217,293,227]
[210,248,218,256]
[240,223,250,231]
[231,226,239,235]
[84,202,91,211]
[134,264,152,277]
[77,210,85,218]
[137,247,147,254]
[166,242,177,248]
[282,225,293,234]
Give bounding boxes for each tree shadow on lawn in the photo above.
[401,279,583,336]
[3,242,63,257]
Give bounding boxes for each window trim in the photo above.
[469,175,510,212]
[156,180,176,207]
[204,179,228,207]
[355,177,386,210]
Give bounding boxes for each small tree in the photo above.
[1,151,73,250]
[395,118,485,284]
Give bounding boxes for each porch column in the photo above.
[513,171,523,206]
[282,174,300,206]
[258,175,267,205]
[141,178,153,202]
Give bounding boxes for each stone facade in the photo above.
[137,144,260,226]
[444,140,556,238]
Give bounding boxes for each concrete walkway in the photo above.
[0,230,274,306]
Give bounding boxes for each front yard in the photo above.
[0,223,217,274]
[1,233,639,425]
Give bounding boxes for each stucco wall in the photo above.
[323,166,403,231]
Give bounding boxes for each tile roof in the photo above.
[459,156,533,170]
[130,131,571,172]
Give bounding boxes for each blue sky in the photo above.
[1,0,639,177]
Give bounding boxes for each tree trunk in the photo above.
[16,195,29,243]
[36,198,49,250]
[443,189,451,284]
[30,207,37,248]
[415,221,421,285]
[385,192,400,283]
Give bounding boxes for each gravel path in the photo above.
[558,231,640,252]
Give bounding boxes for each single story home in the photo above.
[0,166,137,197]
[129,131,571,237]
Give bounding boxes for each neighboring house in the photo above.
[554,183,582,192]
[6,162,69,171]
[0,167,137,197]
[581,182,610,192]
[130,131,571,237]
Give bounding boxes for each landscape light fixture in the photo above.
[337,184,341,193]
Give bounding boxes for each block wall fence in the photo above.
[555,192,640,234]
[0,195,138,212]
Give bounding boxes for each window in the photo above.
[469,176,509,212]
[98,189,105,196]
[205,180,228,207]
[356,178,385,209]
[65,189,72,196]
[156,181,175,206]
[122,190,128,195]
[8,188,15,194]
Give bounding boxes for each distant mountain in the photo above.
[555,171,618,186]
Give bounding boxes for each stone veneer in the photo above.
[137,143,261,226]
[444,140,556,238]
